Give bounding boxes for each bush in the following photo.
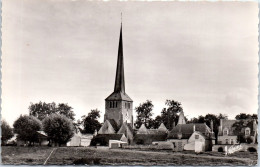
[73,157,101,165]
[136,139,144,145]
[248,147,257,152]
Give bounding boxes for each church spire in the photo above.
[114,22,125,93]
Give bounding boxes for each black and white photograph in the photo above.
[1,0,258,165]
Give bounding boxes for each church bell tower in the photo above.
[104,22,133,128]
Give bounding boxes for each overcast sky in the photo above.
[2,0,258,126]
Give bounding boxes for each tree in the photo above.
[134,100,154,129]
[57,103,75,121]
[13,115,42,145]
[1,120,14,145]
[29,101,75,121]
[235,113,258,120]
[152,115,164,129]
[42,114,74,146]
[81,109,102,134]
[155,100,183,130]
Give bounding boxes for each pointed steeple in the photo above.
[114,23,125,93]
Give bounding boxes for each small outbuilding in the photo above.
[109,140,128,149]
[36,131,49,146]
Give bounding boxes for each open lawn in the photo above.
[1,146,258,165]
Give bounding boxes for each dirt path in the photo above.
[43,148,57,165]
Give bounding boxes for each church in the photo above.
[92,22,215,151]
[93,22,135,145]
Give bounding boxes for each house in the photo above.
[67,132,81,146]
[218,119,257,145]
[67,131,94,147]
[167,111,215,152]
[212,119,257,152]
[184,131,211,152]
[217,119,238,145]
[80,134,94,147]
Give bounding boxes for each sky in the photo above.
[1,0,259,126]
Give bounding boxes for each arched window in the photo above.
[231,139,234,144]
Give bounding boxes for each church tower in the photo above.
[104,22,133,128]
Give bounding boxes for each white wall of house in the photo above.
[218,136,238,145]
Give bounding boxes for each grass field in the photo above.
[1,146,258,165]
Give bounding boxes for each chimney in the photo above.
[253,119,257,131]
[210,120,214,132]
[220,119,223,131]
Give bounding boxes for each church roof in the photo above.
[105,22,133,102]
[118,122,134,134]
[114,24,125,93]
[107,119,119,132]
[105,92,133,101]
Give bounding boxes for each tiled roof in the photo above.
[95,134,124,141]
[105,92,133,101]
[37,131,47,137]
[107,119,119,131]
[134,134,167,142]
[167,123,211,139]
[221,119,237,128]
[148,129,166,135]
